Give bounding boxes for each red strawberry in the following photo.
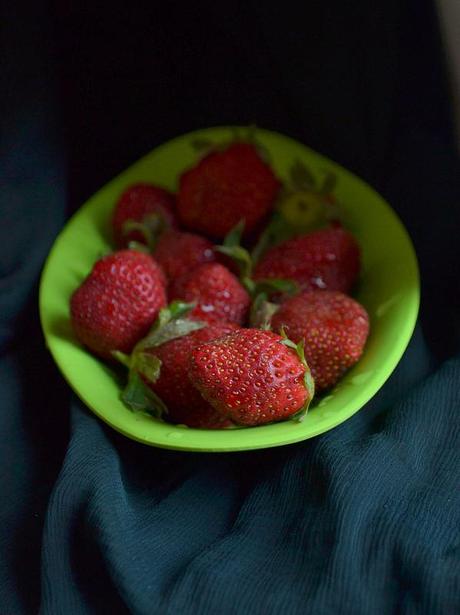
[271,290,369,392]
[153,230,216,281]
[189,328,314,426]
[70,250,167,359]
[112,183,177,247]
[144,323,239,428]
[178,142,280,239]
[253,226,361,294]
[170,262,250,325]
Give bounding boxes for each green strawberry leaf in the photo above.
[304,368,315,401]
[289,397,312,423]
[294,339,306,364]
[242,276,256,295]
[319,171,337,195]
[133,352,162,383]
[122,219,151,241]
[156,300,196,328]
[137,318,205,351]
[115,300,204,420]
[215,245,253,279]
[280,330,316,420]
[121,370,168,418]
[289,160,316,191]
[279,337,297,351]
[191,138,215,152]
[222,219,246,248]
[290,365,315,422]
[250,211,297,264]
[230,126,243,142]
[244,124,272,163]
[127,241,150,254]
[253,278,299,297]
[245,123,258,143]
[122,212,167,251]
[249,292,279,329]
[216,220,254,280]
[111,350,132,368]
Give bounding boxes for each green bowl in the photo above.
[39,126,419,452]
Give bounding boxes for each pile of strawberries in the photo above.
[70,139,370,429]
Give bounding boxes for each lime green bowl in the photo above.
[39,126,419,452]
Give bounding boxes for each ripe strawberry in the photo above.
[271,290,369,391]
[170,262,251,325]
[112,183,177,247]
[177,142,280,239]
[144,323,238,428]
[189,328,314,426]
[153,230,216,282]
[253,226,361,294]
[70,250,167,359]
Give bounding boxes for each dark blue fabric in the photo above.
[1,1,459,613]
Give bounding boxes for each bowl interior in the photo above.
[39,126,419,451]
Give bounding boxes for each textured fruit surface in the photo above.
[271,290,369,391]
[112,183,176,247]
[190,328,311,426]
[154,230,216,281]
[170,263,250,325]
[253,226,360,294]
[70,250,167,359]
[146,323,238,428]
[177,142,280,239]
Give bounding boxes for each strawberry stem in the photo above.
[115,300,206,419]
[122,212,169,252]
[112,350,132,368]
[280,329,315,420]
[216,221,298,301]
[121,370,168,418]
[215,219,254,279]
[249,292,279,330]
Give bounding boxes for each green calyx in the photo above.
[216,220,298,301]
[137,301,205,350]
[249,292,279,330]
[249,160,341,263]
[112,301,206,418]
[279,328,315,422]
[289,159,337,195]
[121,369,167,419]
[123,212,169,252]
[215,219,253,281]
[190,125,271,163]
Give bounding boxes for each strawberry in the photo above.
[144,322,239,428]
[170,262,251,325]
[112,183,177,247]
[177,142,280,240]
[70,250,167,359]
[153,230,216,282]
[253,226,361,295]
[271,290,369,391]
[189,328,315,426]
